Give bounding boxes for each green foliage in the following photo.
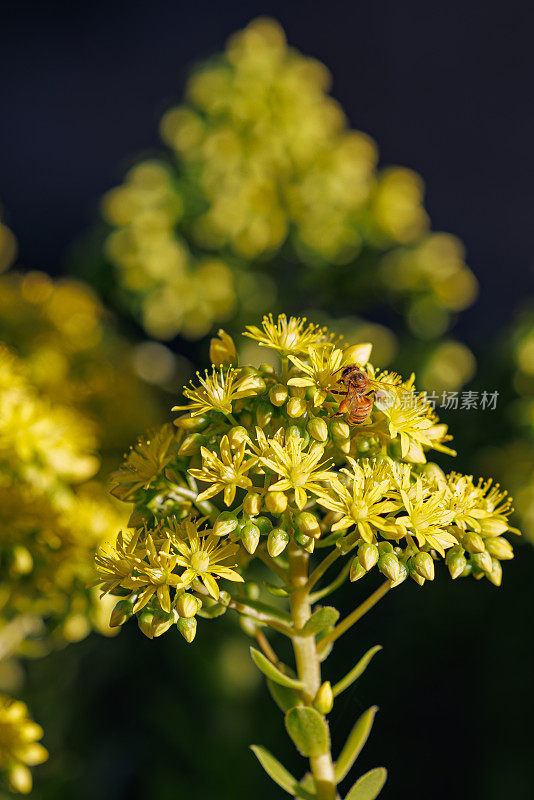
[285,707,331,758]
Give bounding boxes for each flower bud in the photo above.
[350,557,367,582]
[213,511,239,537]
[410,570,425,586]
[343,343,372,365]
[269,383,288,406]
[331,420,350,440]
[239,374,266,394]
[485,536,513,560]
[446,546,467,579]
[313,681,334,714]
[209,329,237,367]
[295,512,321,539]
[254,516,273,535]
[265,491,288,515]
[267,528,290,557]
[138,611,156,639]
[412,552,435,581]
[177,616,197,643]
[239,615,258,637]
[294,530,314,551]
[480,518,508,535]
[244,492,263,516]
[289,386,307,399]
[110,599,134,628]
[175,413,210,432]
[462,531,485,554]
[336,438,351,455]
[378,552,401,582]
[176,593,200,619]
[486,558,502,587]
[377,541,394,554]
[241,521,261,554]
[227,426,249,449]
[255,401,273,428]
[287,397,306,418]
[307,417,329,442]
[286,425,309,446]
[178,433,207,456]
[357,542,379,571]
[470,550,493,574]
[390,560,409,587]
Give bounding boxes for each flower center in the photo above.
[190,552,210,573]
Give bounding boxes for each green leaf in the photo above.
[233,594,292,623]
[346,767,387,800]
[285,706,330,758]
[301,606,339,636]
[332,645,382,697]
[250,647,304,690]
[267,678,303,713]
[250,745,316,799]
[263,581,291,598]
[335,706,378,782]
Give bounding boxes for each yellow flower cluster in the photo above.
[0,695,48,794]
[0,343,124,647]
[101,18,477,341]
[97,315,519,643]
[0,270,165,467]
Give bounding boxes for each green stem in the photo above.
[317,580,391,656]
[289,545,338,800]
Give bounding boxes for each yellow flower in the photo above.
[94,529,142,596]
[244,314,327,356]
[109,424,178,501]
[446,473,519,536]
[314,459,398,539]
[188,435,256,505]
[209,329,237,366]
[123,534,183,613]
[0,695,48,794]
[390,466,456,555]
[173,366,262,417]
[288,344,345,405]
[259,436,335,510]
[169,518,243,599]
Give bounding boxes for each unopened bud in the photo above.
[350,557,367,582]
[410,570,425,586]
[486,558,502,587]
[255,401,273,428]
[175,413,210,432]
[295,512,321,539]
[331,420,350,440]
[178,433,207,456]
[177,616,197,643]
[138,611,156,639]
[241,521,261,555]
[265,491,288,515]
[313,682,334,714]
[286,425,309,446]
[446,546,467,579]
[176,593,200,619]
[358,542,379,571]
[412,552,435,581]
[377,541,394,554]
[227,426,249,449]
[267,528,290,557]
[294,530,314,551]
[342,343,372,365]
[480,518,508,535]
[336,438,351,455]
[239,373,266,394]
[269,384,288,406]
[209,329,237,367]
[244,492,263,516]
[378,552,401,582]
[307,417,329,442]
[110,599,134,628]
[485,536,514,560]
[390,560,408,587]
[287,397,306,418]
[254,516,273,535]
[470,550,493,574]
[462,531,485,554]
[213,511,239,537]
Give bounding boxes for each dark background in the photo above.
[1,1,534,799]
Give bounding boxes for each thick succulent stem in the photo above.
[289,545,338,800]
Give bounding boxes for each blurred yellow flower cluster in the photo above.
[101,18,477,343]
[0,343,124,647]
[0,694,47,794]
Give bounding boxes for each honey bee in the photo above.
[331,366,394,425]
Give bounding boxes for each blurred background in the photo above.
[0,1,533,798]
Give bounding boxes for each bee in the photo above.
[331,366,394,425]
